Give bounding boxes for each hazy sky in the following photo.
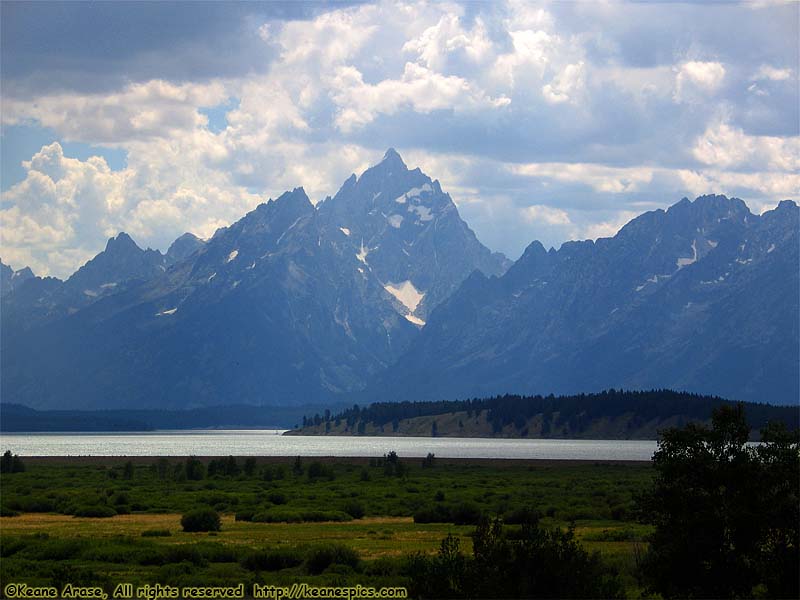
[1,0,798,278]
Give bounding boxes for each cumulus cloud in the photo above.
[753,64,793,81]
[673,60,726,103]
[521,204,572,225]
[2,80,229,145]
[330,62,510,132]
[510,162,655,194]
[691,120,800,171]
[0,141,260,277]
[0,0,797,275]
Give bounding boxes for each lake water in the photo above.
[0,431,657,461]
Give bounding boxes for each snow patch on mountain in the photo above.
[339,227,351,236]
[410,205,433,222]
[405,314,425,327]
[156,308,177,316]
[676,240,697,269]
[388,215,404,228]
[356,242,369,264]
[226,250,239,263]
[384,280,424,313]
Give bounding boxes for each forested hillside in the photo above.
[291,390,798,440]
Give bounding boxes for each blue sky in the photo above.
[1,0,797,277]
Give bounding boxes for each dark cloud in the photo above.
[0,1,353,96]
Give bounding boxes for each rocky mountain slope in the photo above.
[372,196,799,405]
[1,151,507,409]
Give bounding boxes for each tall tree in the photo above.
[638,404,799,598]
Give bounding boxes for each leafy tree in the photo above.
[384,451,406,478]
[0,450,25,473]
[637,404,799,599]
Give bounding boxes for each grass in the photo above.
[0,457,654,596]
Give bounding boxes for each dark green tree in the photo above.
[185,457,205,480]
[637,404,799,599]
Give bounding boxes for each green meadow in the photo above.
[0,457,654,597]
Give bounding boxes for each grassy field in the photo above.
[0,457,654,597]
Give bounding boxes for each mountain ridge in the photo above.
[1,152,797,409]
[1,151,509,409]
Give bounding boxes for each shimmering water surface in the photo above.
[0,431,657,460]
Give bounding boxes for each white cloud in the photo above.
[542,61,585,104]
[673,61,726,103]
[510,162,655,194]
[2,80,229,145]
[753,64,793,81]
[330,62,510,132]
[0,140,260,277]
[521,204,572,225]
[691,120,800,171]
[1,0,797,275]
[581,211,640,240]
[403,12,493,71]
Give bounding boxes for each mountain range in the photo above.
[1,150,797,409]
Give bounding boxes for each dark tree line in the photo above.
[304,390,797,436]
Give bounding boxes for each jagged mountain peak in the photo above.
[166,232,205,263]
[105,231,141,254]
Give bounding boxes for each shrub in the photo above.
[307,462,335,481]
[251,509,352,523]
[0,506,20,517]
[406,518,623,599]
[305,544,360,575]
[342,501,365,519]
[413,505,451,524]
[21,498,56,513]
[267,492,287,505]
[504,507,540,525]
[240,548,304,572]
[181,508,221,532]
[451,502,482,525]
[73,505,117,518]
[141,529,172,537]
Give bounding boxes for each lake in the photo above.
[0,430,657,460]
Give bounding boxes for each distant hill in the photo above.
[0,403,340,432]
[289,390,799,441]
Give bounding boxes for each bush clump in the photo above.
[413,502,482,525]
[73,505,117,518]
[141,529,172,537]
[181,508,221,532]
[241,548,304,572]
[342,501,365,519]
[251,508,351,523]
[305,544,360,575]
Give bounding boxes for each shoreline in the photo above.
[14,455,652,466]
